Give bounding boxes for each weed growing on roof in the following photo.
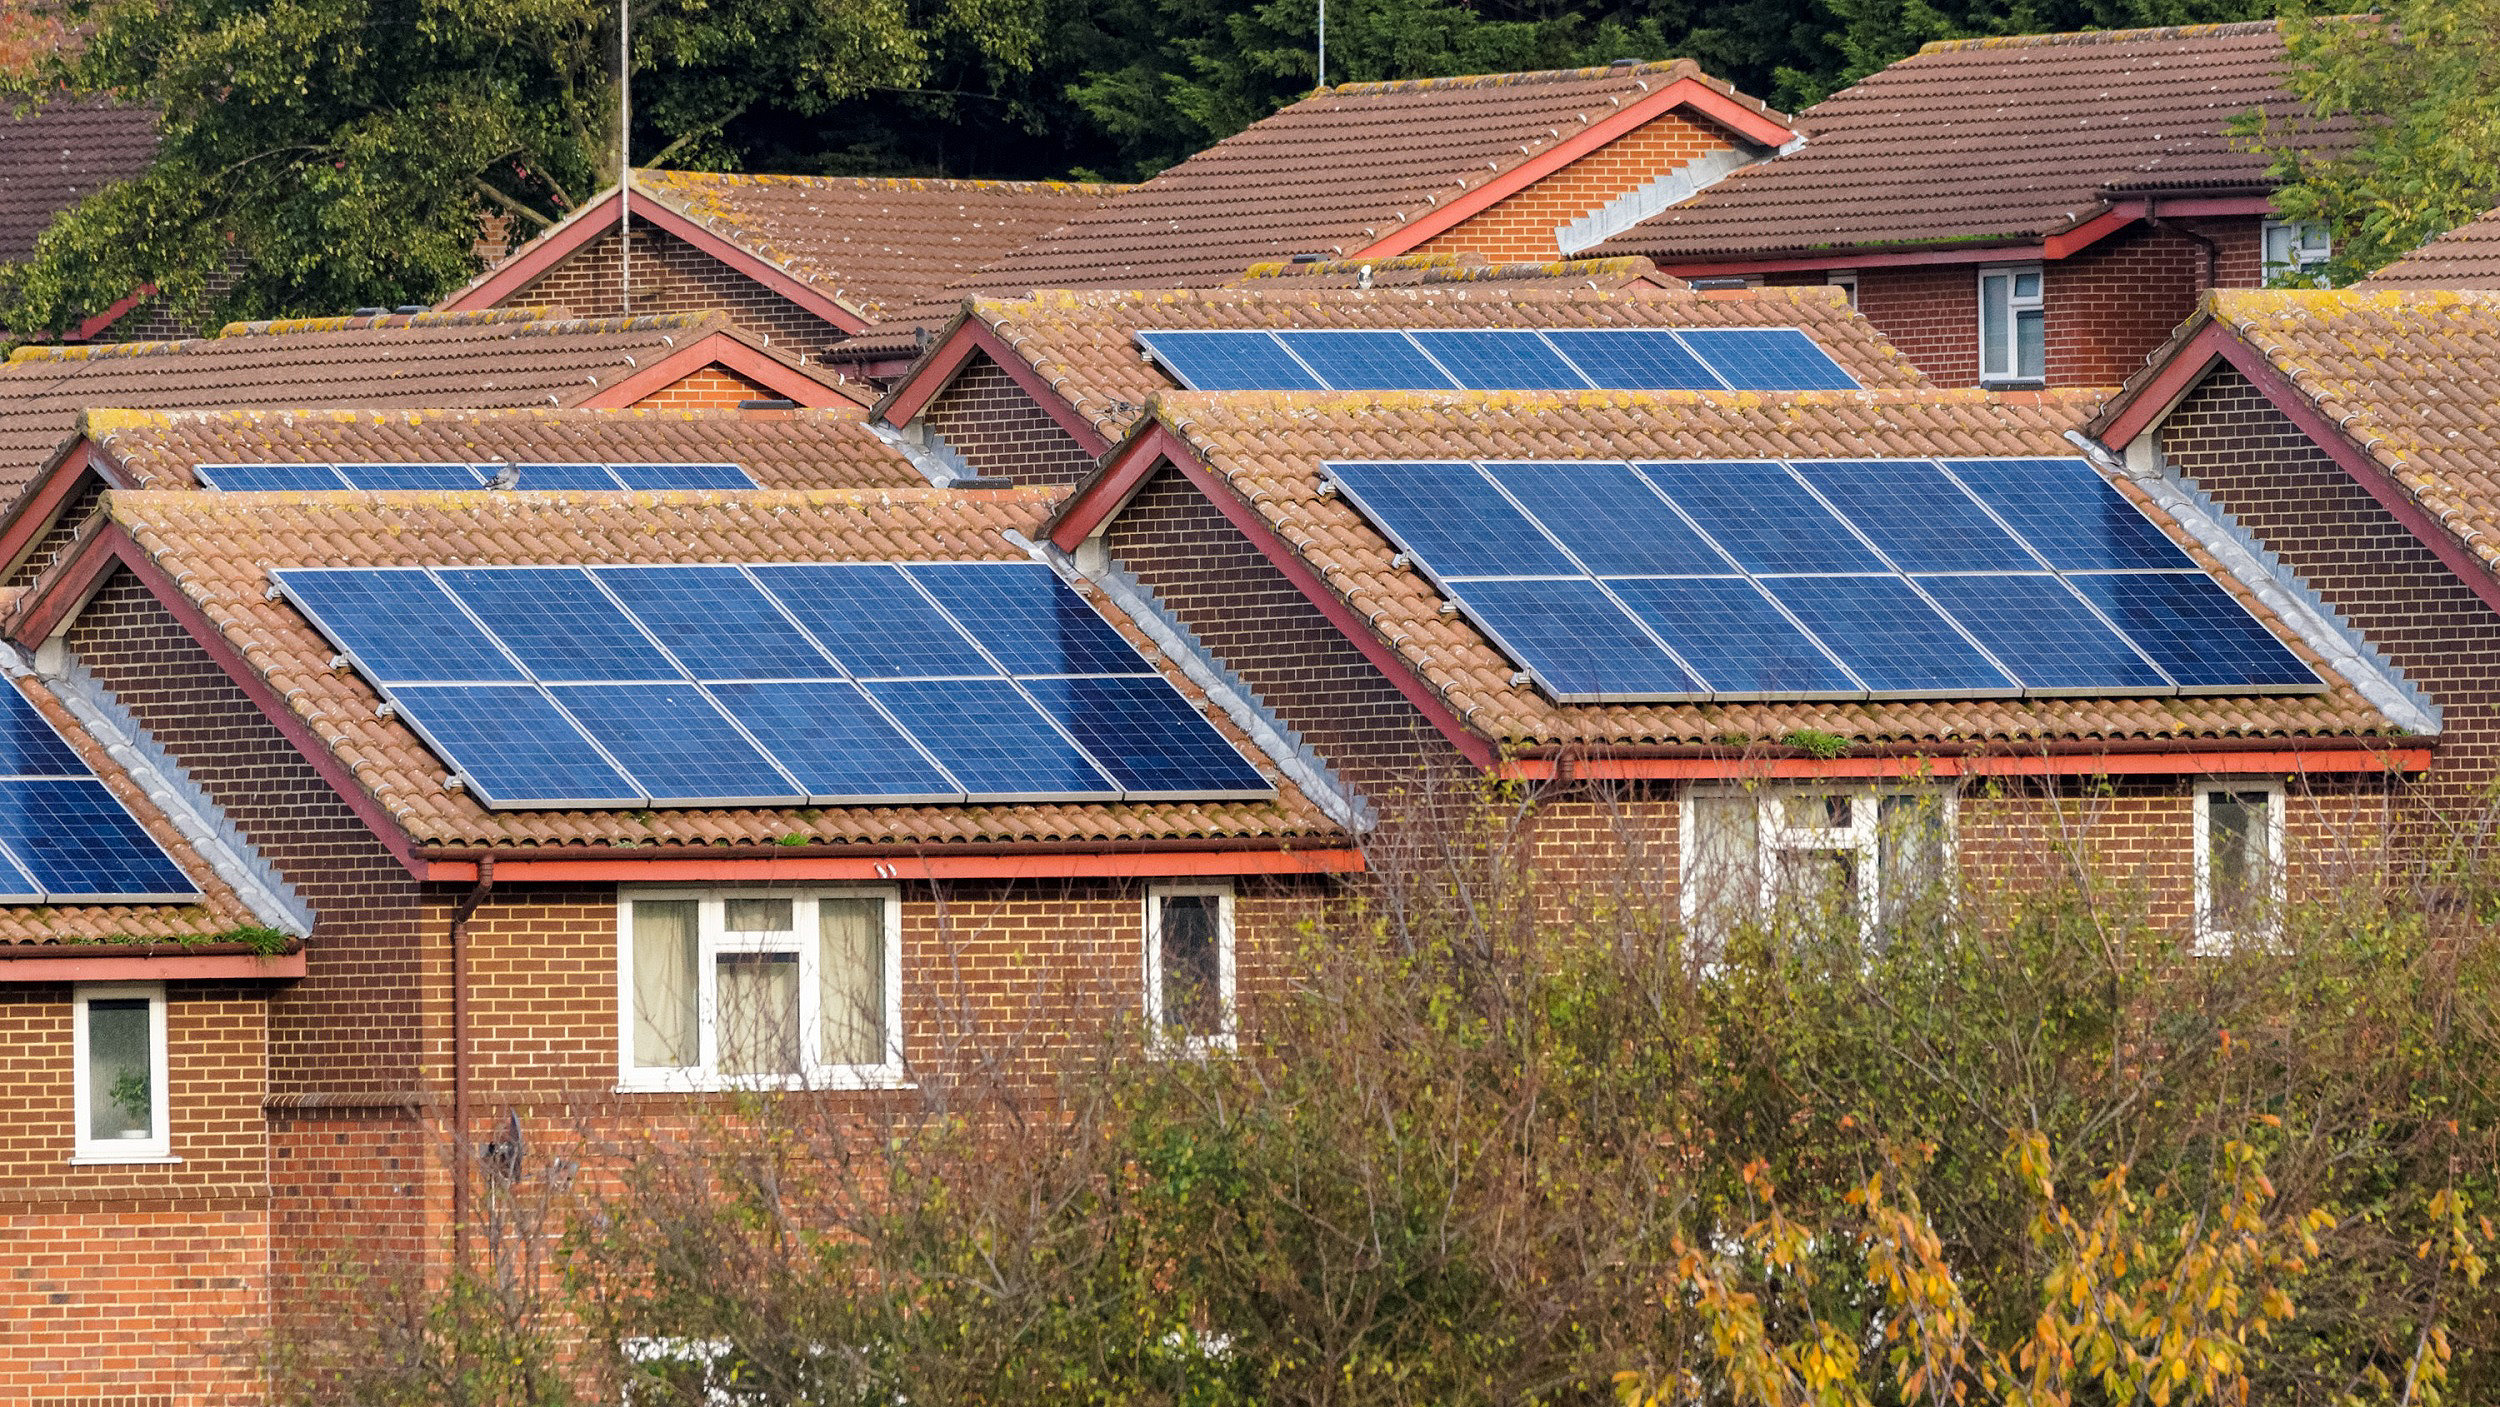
[85,923,295,953]
[1780,726,1851,758]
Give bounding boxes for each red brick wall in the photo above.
[629,363,774,410]
[0,1207,268,1406]
[503,221,851,360]
[917,351,1102,487]
[1416,110,1741,263]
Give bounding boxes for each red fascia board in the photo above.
[1658,242,2053,277]
[1358,78,1794,260]
[71,284,157,343]
[0,947,306,983]
[1047,427,1172,552]
[1504,745,2433,782]
[442,191,623,309]
[0,443,119,576]
[422,846,1366,884]
[580,333,853,409]
[872,319,983,424]
[14,529,434,878]
[2140,195,2275,219]
[882,321,1113,456]
[2095,322,2231,447]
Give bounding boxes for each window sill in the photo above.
[1977,378,2047,390]
[70,1153,181,1166]
[611,1074,916,1096]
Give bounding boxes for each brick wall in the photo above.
[629,363,774,410]
[0,1207,267,1406]
[917,352,1102,487]
[1414,110,1740,263]
[504,221,851,360]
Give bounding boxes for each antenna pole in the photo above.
[618,0,631,315]
[1316,0,1325,88]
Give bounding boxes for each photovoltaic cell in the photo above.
[388,684,637,804]
[1917,574,2169,691]
[592,566,838,680]
[864,679,1116,797]
[707,681,958,799]
[752,564,993,679]
[1789,459,2035,573]
[339,463,485,490]
[1941,458,2194,570]
[610,462,757,490]
[1677,328,1860,391]
[549,683,796,801]
[1483,461,1731,575]
[439,568,679,682]
[1636,461,1888,573]
[1326,462,1575,579]
[2065,573,2317,688]
[0,779,197,898]
[1409,331,1590,390]
[199,463,347,491]
[1608,578,1859,695]
[905,562,1144,677]
[1021,676,1270,795]
[274,569,523,683]
[1541,330,1721,390]
[1762,576,2014,693]
[1275,331,1456,389]
[0,688,95,775]
[510,463,624,490]
[1136,330,1324,391]
[1458,578,1701,699]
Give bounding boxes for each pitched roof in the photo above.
[75,488,1342,852]
[1600,21,2352,262]
[77,405,929,492]
[885,283,1924,446]
[0,94,157,263]
[1225,252,1674,289]
[1095,386,2411,750]
[955,61,1789,292]
[2357,205,2500,290]
[0,308,855,493]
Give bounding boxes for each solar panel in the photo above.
[592,566,839,680]
[1609,577,1860,695]
[1677,328,1860,391]
[338,463,486,490]
[0,688,97,775]
[273,569,523,683]
[1457,578,1702,700]
[198,463,348,491]
[707,681,958,800]
[1917,574,2170,692]
[1483,461,1732,576]
[0,779,198,899]
[864,679,1119,798]
[1326,462,1575,579]
[1941,458,2195,571]
[1275,331,1457,390]
[388,684,639,805]
[905,563,1144,677]
[1764,577,2015,694]
[549,683,798,802]
[1636,461,1889,574]
[1541,330,1722,390]
[2065,573,2318,689]
[610,462,758,490]
[1788,459,2037,574]
[1136,330,1324,391]
[510,462,624,490]
[751,564,994,679]
[439,568,680,682]
[1022,676,1272,795]
[1410,331,1591,390]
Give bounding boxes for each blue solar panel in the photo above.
[0,687,93,775]
[338,463,486,490]
[1275,331,1457,390]
[1609,577,1860,695]
[1484,462,1733,575]
[1941,459,2195,571]
[2066,573,2318,689]
[509,463,624,490]
[273,569,524,683]
[751,564,993,679]
[1789,459,2036,573]
[592,566,839,680]
[1764,577,2014,694]
[550,683,797,801]
[1637,461,1888,574]
[1409,331,1591,390]
[707,681,959,799]
[1541,330,1721,390]
[388,684,637,804]
[864,679,1116,797]
[610,462,757,490]
[439,568,679,682]
[905,563,1144,677]
[1919,574,2170,691]
[199,463,347,491]
[0,779,197,898]
[1021,676,1269,795]
[1326,462,1575,579]
[1676,328,1859,390]
[1457,579,1701,699]
[1137,330,1324,391]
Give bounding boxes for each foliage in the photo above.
[2245,3,2500,284]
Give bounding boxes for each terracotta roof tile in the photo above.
[893,283,1921,445]
[86,487,1340,852]
[1226,252,1674,289]
[2357,205,2500,290]
[83,405,927,492]
[1600,21,2356,261]
[1122,386,2404,749]
[0,94,156,263]
[0,308,851,494]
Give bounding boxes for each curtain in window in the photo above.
[820,898,887,1067]
[631,900,699,1069]
[85,998,153,1142]
[1158,896,1222,1038]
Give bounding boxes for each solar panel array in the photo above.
[196,462,758,491]
[1323,457,2322,703]
[273,562,1275,808]
[1136,327,1860,393]
[0,686,198,902]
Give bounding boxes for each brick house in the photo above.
[1594,22,2357,389]
[2356,203,2500,289]
[0,94,177,342]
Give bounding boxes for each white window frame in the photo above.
[1827,270,1859,307]
[72,982,172,1162]
[615,888,905,1093]
[1679,786,1958,948]
[2261,220,2333,286]
[2194,781,2286,953]
[1977,264,2046,384]
[1145,881,1237,1054]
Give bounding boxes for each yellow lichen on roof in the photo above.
[217,307,560,338]
[1327,59,1696,94]
[1919,19,2282,52]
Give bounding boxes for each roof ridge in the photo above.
[513,310,730,337]
[214,307,561,339]
[1322,58,1695,95]
[633,169,1129,197]
[1915,18,2287,53]
[6,339,201,365]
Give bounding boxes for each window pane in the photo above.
[631,900,699,1069]
[86,998,153,1142]
[2264,223,2294,267]
[1157,896,1223,1039]
[2012,271,2041,300]
[1772,848,1860,930]
[1782,794,1854,830]
[724,897,793,933]
[718,952,801,1077]
[1878,793,1950,935]
[1980,275,2010,377]
[820,899,888,1067]
[2016,308,2045,380]
[2208,790,2273,932]
[1687,795,1759,949]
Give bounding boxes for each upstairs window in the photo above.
[2196,783,2284,951]
[1684,788,1954,954]
[1978,266,2046,383]
[2262,221,2333,286]
[74,983,169,1161]
[1146,882,1236,1052]
[1827,270,1859,308]
[620,890,902,1090]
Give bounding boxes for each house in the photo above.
[0,93,174,341]
[2356,204,2500,289]
[1594,22,2356,388]
[436,172,1127,362]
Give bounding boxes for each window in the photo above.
[1146,883,1235,1051]
[1827,270,1859,308]
[1683,788,1954,954]
[74,983,169,1161]
[2262,220,2333,286]
[1978,265,2045,383]
[619,890,902,1090]
[2196,783,2284,951]
[1686,275,1760,292]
